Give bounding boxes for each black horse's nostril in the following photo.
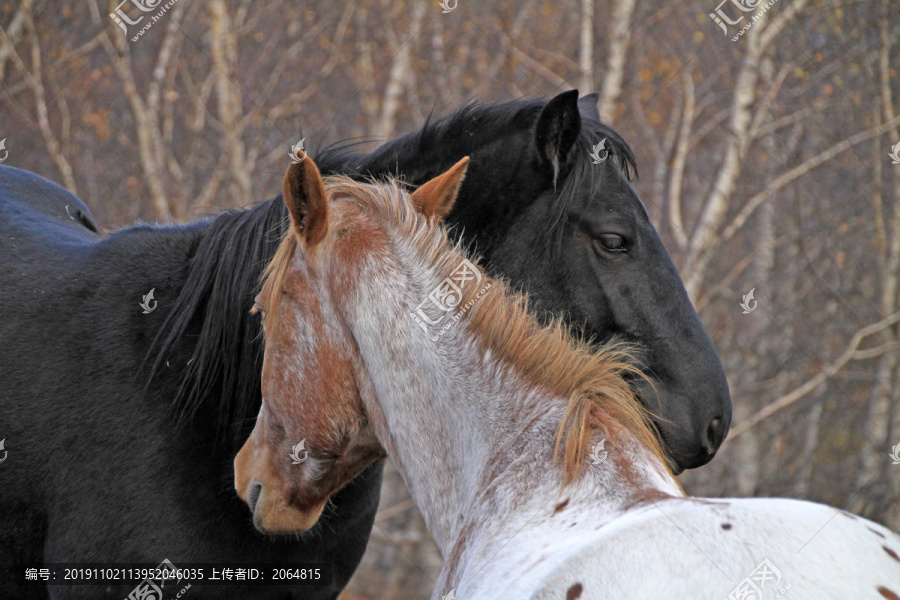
[248,481,262,514]
[705,417,727,454]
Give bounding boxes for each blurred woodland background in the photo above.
[2,0,900,597]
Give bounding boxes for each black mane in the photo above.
[145,200,288,440]
[147,96,639,438]
[318,97,637,181]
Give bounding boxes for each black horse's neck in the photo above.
[145,198,287,446]
[316,102,548,257]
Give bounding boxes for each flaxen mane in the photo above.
[261,176,669,486]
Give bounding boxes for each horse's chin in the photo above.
[253,497,327,535]
[657,448,685,476]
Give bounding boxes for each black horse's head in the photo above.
[322,90,731,471]
[485,91,731,470]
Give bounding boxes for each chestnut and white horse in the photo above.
[235,152,900,599]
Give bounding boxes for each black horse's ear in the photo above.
[535,89,582,185]
[577,92,601,122]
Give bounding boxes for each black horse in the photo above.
[0,91,730,599]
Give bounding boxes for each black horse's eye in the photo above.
[594,234,627,253]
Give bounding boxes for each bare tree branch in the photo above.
[727,313,900,441]
[720,114,900,244]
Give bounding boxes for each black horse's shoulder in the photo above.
[0,165,100,235]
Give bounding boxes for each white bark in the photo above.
[94,0,187,220]
[209,0,252,203]
[597,0,636,121]
[682,0,809,300]
[578,0,594,93]
[373,1,425,140]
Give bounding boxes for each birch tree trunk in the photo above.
[209,0,252,205]
[597,0,636,121]
[96,0,188,220]
[373,1,425,140]
[681,0,809,300]
[578,0,593,94]
[852,14,900,518]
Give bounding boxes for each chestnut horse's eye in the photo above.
[251,301,265,316]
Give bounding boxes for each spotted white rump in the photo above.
[453,497,900,599]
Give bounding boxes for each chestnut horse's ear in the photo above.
[410,157,469,219]
[282,150,328,246]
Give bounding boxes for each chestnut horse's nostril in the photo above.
[248,481,262,514]
[705,417,727,454]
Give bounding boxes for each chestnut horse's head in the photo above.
[234,150,468,534]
